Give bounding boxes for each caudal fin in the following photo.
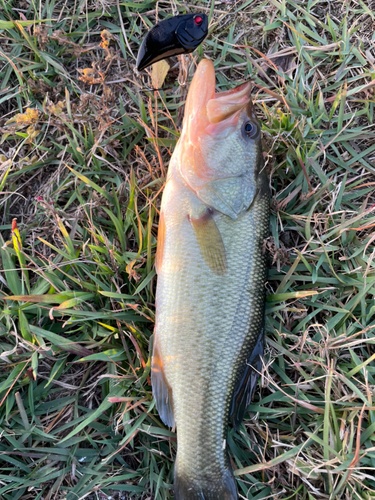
[174,465,237,500]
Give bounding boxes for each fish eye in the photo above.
[243,121,258,138]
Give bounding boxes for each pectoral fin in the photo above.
[189,209,227,276]
[151,340,175,428]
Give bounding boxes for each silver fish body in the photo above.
[152,59,270,499]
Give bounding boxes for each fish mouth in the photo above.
[183,60,252,143]
[207,81,252,124]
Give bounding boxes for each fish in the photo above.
[152,59,270,500]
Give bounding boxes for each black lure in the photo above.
[136,13,208,72]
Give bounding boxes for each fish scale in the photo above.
[152,59,270,499]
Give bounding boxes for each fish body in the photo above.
[152,60,269,499]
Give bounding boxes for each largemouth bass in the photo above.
[152,59,270,499]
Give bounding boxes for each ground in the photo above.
[0,0,375,499]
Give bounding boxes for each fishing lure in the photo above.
[136,13,208,71]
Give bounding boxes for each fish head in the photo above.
[179,59,262,190]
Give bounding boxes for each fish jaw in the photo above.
[182,59,216,146]
[206,81,251,123]
[182,60,253,148]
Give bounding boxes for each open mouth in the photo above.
[184,60,252,143]
[207,81,251,123]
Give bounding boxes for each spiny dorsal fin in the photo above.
[189,209,227,276]
[230,329,264,429]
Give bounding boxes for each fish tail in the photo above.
[174,462,237,500]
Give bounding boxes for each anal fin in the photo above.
[230,329,264,429]
[151,339,175,428]
[189,209,227,276]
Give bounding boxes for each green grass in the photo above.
[0,0,375,499]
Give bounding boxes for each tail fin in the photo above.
[174,465,237,500]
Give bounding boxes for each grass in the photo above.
[0,0,375,498]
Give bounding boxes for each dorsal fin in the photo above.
[229,329,264,429]
[151,339,175,428]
